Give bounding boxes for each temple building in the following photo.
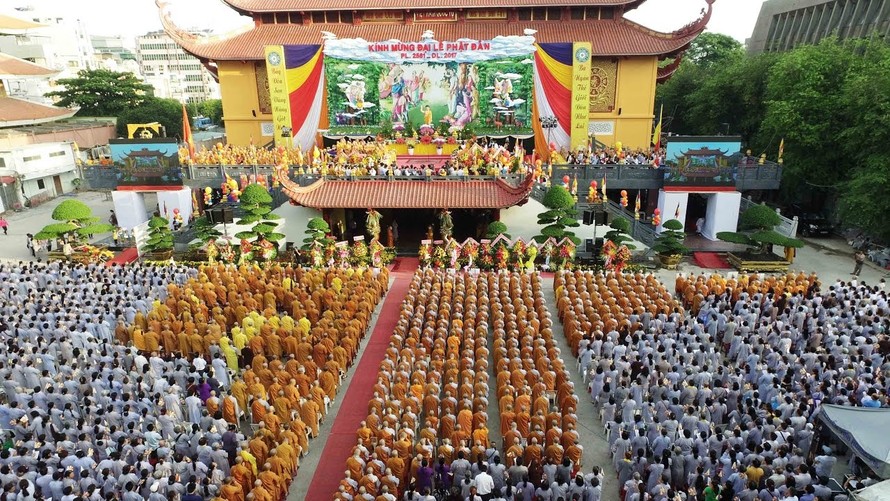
[158,0,713,150]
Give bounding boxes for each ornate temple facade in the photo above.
[157,0,713,149]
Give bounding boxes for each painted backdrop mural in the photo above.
[325,56,533,135]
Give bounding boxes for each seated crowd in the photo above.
[0,261,386,501]
[563,147,663,167]
[333,271,604,501]
[556,270,889,501]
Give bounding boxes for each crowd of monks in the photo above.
[556,272,682,357]
[334,271,585,500]
[674,272,820,313]
[117,265,388,501]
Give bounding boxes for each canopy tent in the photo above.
[853,479,890,500]
[819,404,890,478]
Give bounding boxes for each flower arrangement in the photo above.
[446,136,457,145]
[351,240,369,266]
[461,241,479,268]
[495,244,510,270]
[601,240,632,273]
[72,245,115,263]
[419,242,432,267]
[479,242,494,270]
[336,245,350,267]
[324,242,336,266]
[432,245,447,268]
[370,239,385,268]
[218,241,236,263]
[309,244,323,268]
[511,239,527,265]
[420,134,433,145]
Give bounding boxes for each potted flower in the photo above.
[419,242,432,267]
[652,219,689,269]
[144,216,174,261]
[461,241,479,269]
[407,134,417,155]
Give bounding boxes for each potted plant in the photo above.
[36,199,113,262]
[717,204,804,271]
[235,184,285,261]
[144,216,174,260]
[652,219,689,269]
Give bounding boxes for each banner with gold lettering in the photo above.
[571,42,592,151]
[264,45,292,148]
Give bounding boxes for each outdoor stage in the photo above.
[395,154,451,169]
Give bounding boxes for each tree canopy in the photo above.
[35,200,112,242]
[46,69,153,117]
[116,97,188,140]
[657,36,890,240]
[535,185,580,244]
[717,204,803,254]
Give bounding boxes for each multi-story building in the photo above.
[135,30,220,104]
[748,0,890,53]
[91,35,140,73]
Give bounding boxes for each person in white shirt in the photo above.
[473,464,494,501]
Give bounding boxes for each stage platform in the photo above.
[396,154,451,169]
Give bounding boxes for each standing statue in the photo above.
[439,209,454,241]
[366,209,381,241]
[387,225,395,248]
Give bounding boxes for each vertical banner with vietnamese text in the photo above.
[264,45,292,148]
[571,42,592,151]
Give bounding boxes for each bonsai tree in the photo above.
[235,184,284,243]
[717,204,803,256]
[193,216,222,245]
[652,219,690,256]
[143,216,174,254]
[34,199,113,243]
[534,185,581,244]
[302,217,333,249]
[485,221,511,240]
[604,217,636,250]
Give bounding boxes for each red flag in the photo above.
[181,104,195,159]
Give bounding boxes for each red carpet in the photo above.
[304,261,418,499]
[106,247,138,266]
[694,252,732,269]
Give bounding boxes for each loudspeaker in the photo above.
[585,238,594,253]
[583,210,595,225]
[596,212,608,225]
[207,206,234,224]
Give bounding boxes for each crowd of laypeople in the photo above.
[556,270,890,501]
[0,261,386,501]
[333,271,608,501]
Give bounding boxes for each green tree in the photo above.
[144,216,174,253]
[485,221,511,240]
[717,205,803,255]
[198,99,224,125]
[686,32,745,68]
[534,185,580,244]
[34,200,113,243]
[652,219,690,256]
[235,184,284,242]
[603,217,636,250]
[46,69,153,116]
[302,217,333,249]
[116,97,187,140]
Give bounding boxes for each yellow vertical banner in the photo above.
[571,42,592,151]
[264,45,292,149]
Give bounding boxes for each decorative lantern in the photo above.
[652,208,661,227]
[620,190,628,208]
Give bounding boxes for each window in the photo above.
[37,179,45,190]
[49,151,66,158]
[340,11,353,23]
[23,155,40,162]
[571,7,584,20]
[547,8,562,20]
[599,7,614,19]
[0,158,5,167]
[260,13,274,24]
[312,12,325,23]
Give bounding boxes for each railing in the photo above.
[600,199,658,248]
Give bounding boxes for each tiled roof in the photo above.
[281,175,535,209]
[0,13,44,33]
[0,53,58,79]
[170,21,700,61]
[0,97,77,128]
[223,0,640,12]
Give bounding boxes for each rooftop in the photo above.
[281,175,536,209]
[222,0,643,12]
[0,13,45,33]
[0,53,58,79]
[0,97,78,128]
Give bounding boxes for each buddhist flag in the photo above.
[778,138,785,159]
[601,176,607,197]
[635,191,641,213]
[674,203,681,219]
[181,104,195,159]
[652,104,663,150]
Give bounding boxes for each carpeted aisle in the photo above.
[304,259,418,499]
[694,251,732,270]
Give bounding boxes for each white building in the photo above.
[91,35,140,74]
[0,142,78,212]
[135,30,219,104]
[0,8,93,103]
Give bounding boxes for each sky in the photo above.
[5,0,766,44]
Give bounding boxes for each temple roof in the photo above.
[222,0,643,12]
[280,175,535,209]
[158,0,713,61]
[0,53,58,79]
[0,97,78,128]
[0,13,45,33]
